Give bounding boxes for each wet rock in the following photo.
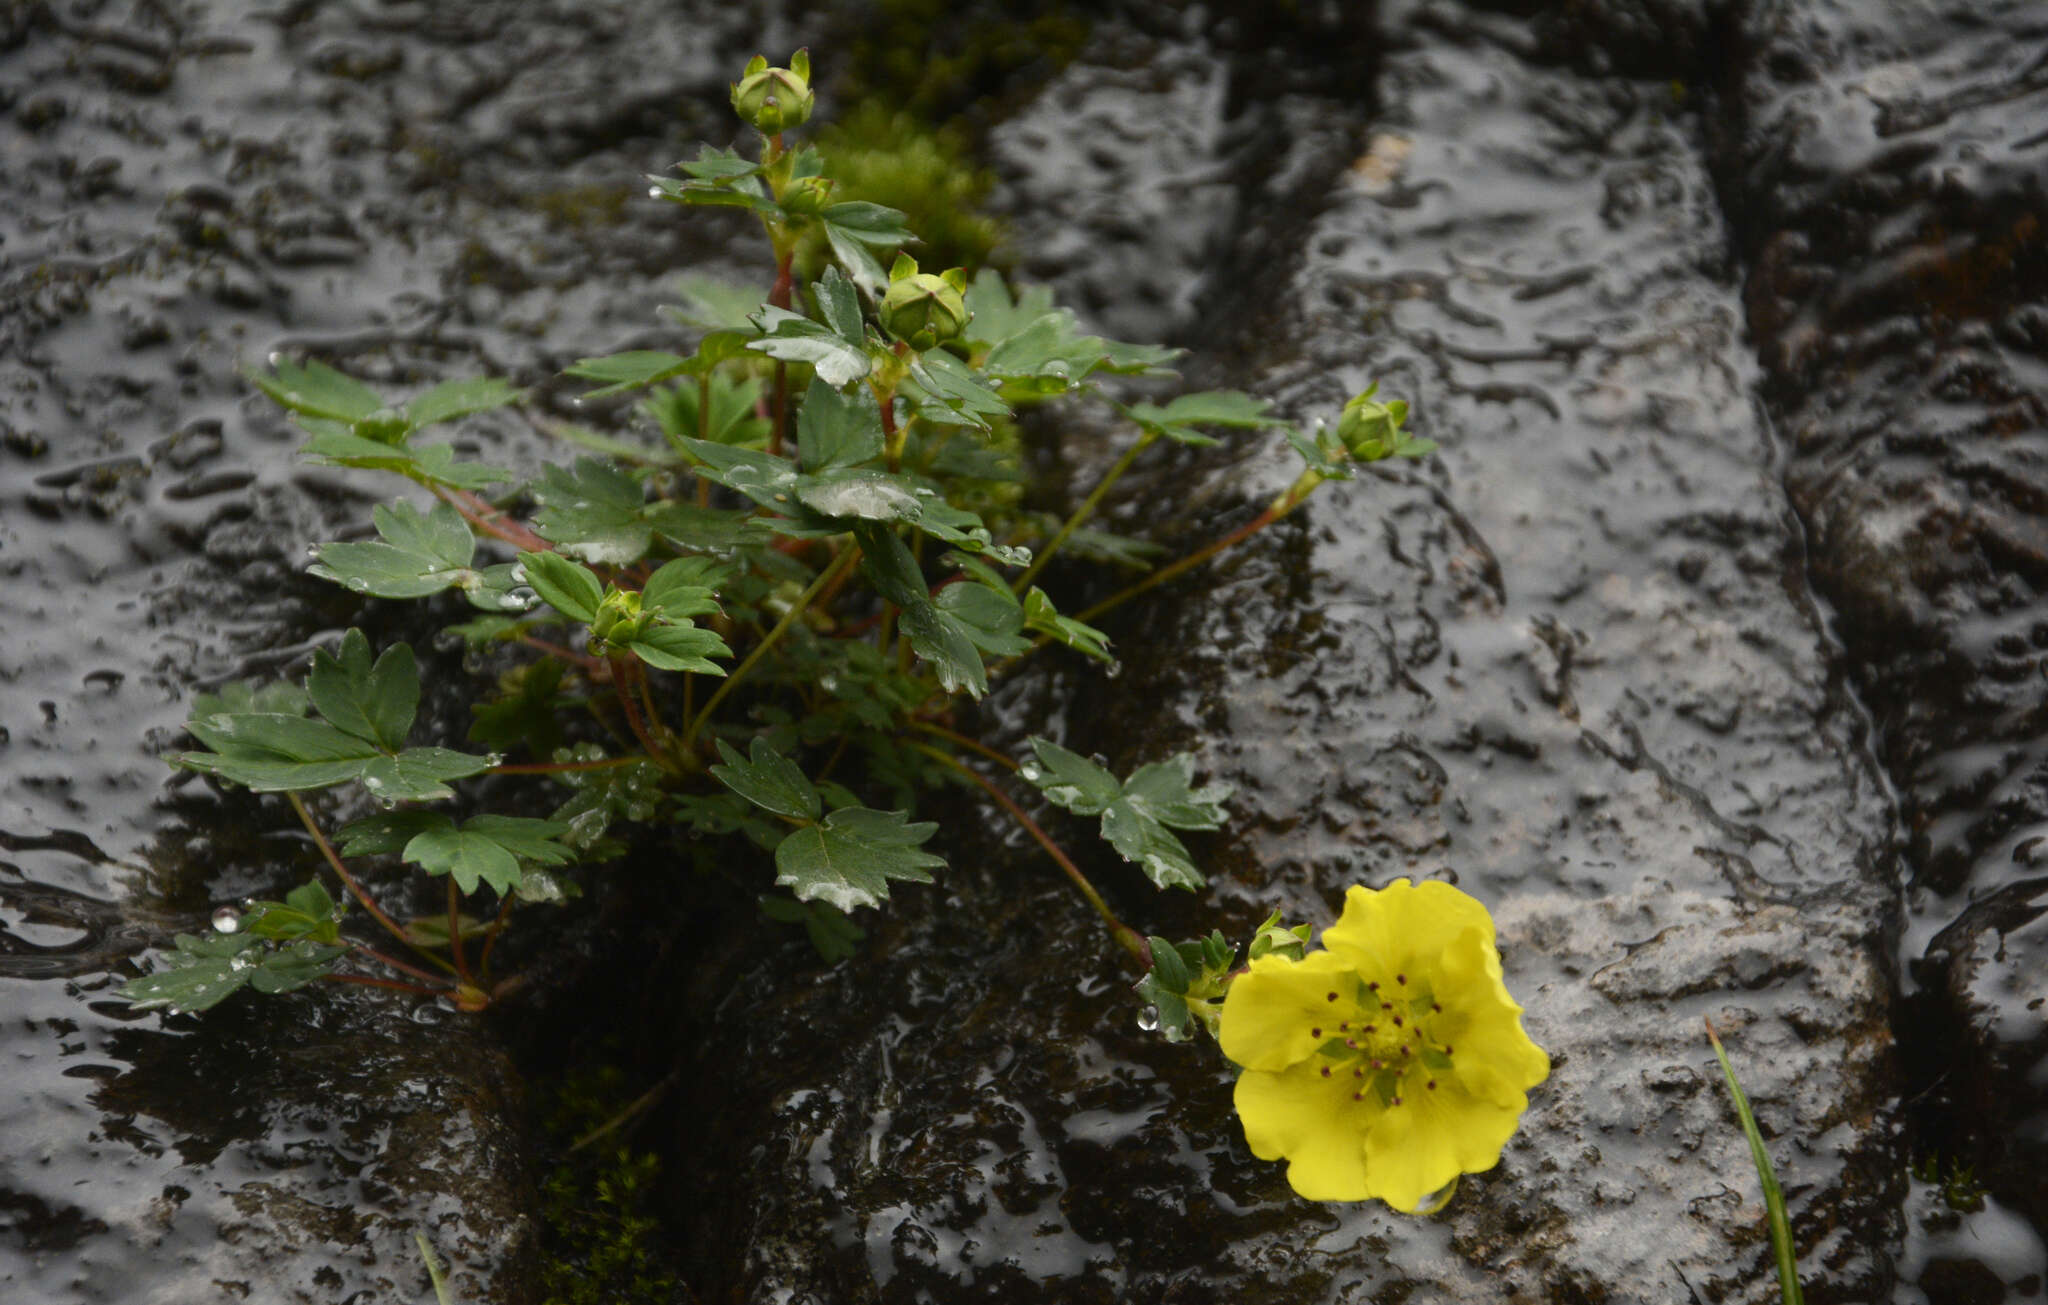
[666,4,1902,1301]
[1722,0,2048,1220]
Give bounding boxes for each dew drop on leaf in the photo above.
[210,906,241,933]
[1019,763,1042,782]
[1135,1005,1160,1032]
[229,954,255,972]
[1104,660,1123,680]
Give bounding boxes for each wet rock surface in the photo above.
[5,0,2048,1301]
[1721,0,2048,1232]
[663,4,1919,1302]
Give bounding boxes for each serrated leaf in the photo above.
[1122,391,1282,447]
[530,457,658,565]
[760,894,865,963]
[309,501,478,600]
[934,578,1029,657]
[811,266,866,348]
[904,348,1006,432]
[308,629,416,751]
[190,679,309,719]
[337,809,447,858]
[961,273,1060,348]
[406,377,520,428]
[678,438,801,509]
[518,550,603,624]
[669,276,761,332]
[300,428,513,489]
[857,525,988,698]
[357,748,495,802]
[774,806,943,912]
[641,556,729,619]
[403,813,574,894]
[178,713,392,792]
[1023,739,1231,890]
[796,377,884,471]
[565,351,694,399]
[249,940,347,994]
[1023,587,1113,662]
[622,622,730,674]
[746,307,871,388]
[1148,936,1191,994]
[712,738,820,821]
[251,359,385,424]
[468,659,569,754]
[644,370,765,448]
[118,932,261,1012]
[242,878,342,944]
[794,470,921,522]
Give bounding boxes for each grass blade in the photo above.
[414,1230,455,1305]
[1705,1018,1804,1305]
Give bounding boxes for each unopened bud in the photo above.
[878,254,969,351]
[780,173,835,216]
[730,50,815,135]
[589,589,649,647]
[1335,385,1411,462]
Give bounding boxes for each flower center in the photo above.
[1307,972,1453,1108]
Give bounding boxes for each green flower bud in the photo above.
[1335,385,1412,462]
[780,173,835,216]
[730,50,814,136]
[878,254,969,351]
[589,589,649,647]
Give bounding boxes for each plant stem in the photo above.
[681,542,861,750]
[432,485,551,553]
[908,742,1147,966]
[609,655,672,770]
[1706,1019,1805,1305]
[909,719,1018,772]
[478,889,517,980]
[1075,494,1293,626]
[1013,430,1158,593]
[345,939,451,987]
[446,878,474,987]
[287,792,451,970]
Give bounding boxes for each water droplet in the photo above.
[1019,763,1042,783]
[506,586,539,610]
[509,564,528,584]
[346,578,369,592]
[647,186,663,199]
[229,954,255,972]
[1104,660,1123,680]
[1412,1177,1459,1215]
[239,897,258,909]
[306,544,321,557]
[211,906,241,933]
[485,752,505,767]
[819,675,839,693]
[1136,1006,1160,1032]
[363,775,383,790]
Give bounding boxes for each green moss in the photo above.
[810,102,1005,274]
[837,0,1090,127]
[535,1065,678,1305]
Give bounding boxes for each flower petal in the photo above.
[1362,1078,1524,1212]
[1435,927,1550,1103]
[1321,878,1496,979]
[1234,1059,1376,1201]
[1218,949,1360,1073]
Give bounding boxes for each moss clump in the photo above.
[535,1065,678,1305]
[810,102,1005,274]
[836,0,1089,126]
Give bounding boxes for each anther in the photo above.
[1397,974,1407,985]
[1339,1022,1349,1031]
[1353,1091,1365,1101]
[1311,1027,1323,1038]
[1326,991,1338,1002]
[1320,1066,1331,1078]
[1363,1023,1376,1033]
[1344,1038,1358,1048]
[1367,981,1380,991]
[1432,1002,1442,1013]
[1353,1067,1364,1078]
[1371,1059,1385,1070]
[1427,1080,1437,1090]
[1391,1095,1403,1106]
[1391,1015,1403,1027]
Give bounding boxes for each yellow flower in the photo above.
[1218,878,1548,1211]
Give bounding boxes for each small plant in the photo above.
[118,48,1526,1212]
[1706,1019,1804,1305]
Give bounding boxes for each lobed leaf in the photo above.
[774,806,944,912]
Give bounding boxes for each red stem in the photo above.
[447,878,474,987]
[432,485,551,553]
[478,890,518,979]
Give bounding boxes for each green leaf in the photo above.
[760,895,865,963]
[468,659,569,754]
[530,457,659,565]
[645,371,765,448]
[746,307,871,388]
[248,940,348,994]
[179,713,397,792]
[1023,587,1113,662]
[669,276,762,332]
[402,813,575,894]
[811,266,866,348]
[309,501,478,600]
[934,578,1029,657]
[336,809,444,858]
[406,377,520,429]
[518,550,604,624]
[300,427,513,489]
[647,172,778,216]
[621,622,731,674]
[1023,739,1232,890]
[857,525,988,698]
[1121,390,1282,447]
[190,679,308,719]
[118,932,262,1011]
[251,359,385,424]
[308,629,417,751]
[678,439,801,510]
[961,274,1060,348]
[1148,935,1192,994]
[712,738,820,821]
[774,806,944,912]
[641,557,728,619]
[241,878,342,944]
[358,748,497,803]
[793,470,921,522]
[904,348,1007,432]
[796,377,884,471]
[565,351,694,398]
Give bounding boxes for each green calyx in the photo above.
[731,50,815,135]
[589,589,651,648]
[1336,387,1413,461]
[879,254,969,350]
